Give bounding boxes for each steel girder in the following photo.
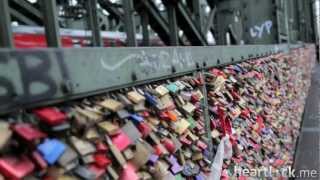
[0,44,298,114]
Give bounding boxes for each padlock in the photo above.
[111,130,132,151]
[88,164,105,179]
[130,140,152,169]
[127,91,146,104]
[133,102,146,112]
[84,128,100,140]
[69,136,96,156]
[182,102,196,115]
[119,162,139,180]
[121,121,142,143]
[0,155,35,179]
[93,153,111,168]
[161,138,176,153]
[107,165,119,180]
[98,121,120,136]
[174,118,190,135]
[74,106,101,123]
[155,85,169,96]
[31,151,48,170]
[117,93,133,107]
[99,99,124,112]
[81,154,94,164]
[123,148,134,160]
[137,122,152,138]
[33,107,67,126]
[37,139,66,165]
[148,154,159,165]
[58,146,78,168]
[105,135,126,167]
[0,122,12,150]
[73,166,96,180]
[117,109,131,119]
[12,123,47,142]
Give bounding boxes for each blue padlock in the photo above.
[129,114,144,124]
[37,138,66,165]
[144,92,158,106]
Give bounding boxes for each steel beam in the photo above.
[141,11,150,46]
[98,0,124,22]
[86,0,103,46]
[41,0,61,47]
[164,1,207,45]
[10,0,43,25]
[0,44,296,114]
[0,0,14,48]
[10,8,38,26]
[204,7,217,34]
[167,2,179,45]
[123,0,137,46]
[192,0,203,33]
[134,0,185,46]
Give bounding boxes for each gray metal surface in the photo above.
[294,63,320,179]
[0,0,14,48]
[41,0,61,47]
[0,44,293,114]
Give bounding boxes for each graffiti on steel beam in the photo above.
[100,49,195,75]
[250,20,273,39]
[0,51,69,109]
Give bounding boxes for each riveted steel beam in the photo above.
[0,0,14,48]
[0,44,296,114]
[86,0,103,46]
[41,0,61,47]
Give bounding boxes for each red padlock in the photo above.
[95,141,108,153]
[31,151,48,170]
[137,122,152,138]
[161,138,176,153]
[11,123,47,142]
[0,155,35,179]
[89,164,106,179]
[33,107,67,126]
[94,153,111,168]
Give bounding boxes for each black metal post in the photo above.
[41,0,61,47]
[123,0,137,46]
[86,0,103,46]
[0,0,14,48]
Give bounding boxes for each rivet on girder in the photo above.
[195,62,200,69]
[171,66,176,73]
[131,72,137,81]
[203,62,207,67]
[231,57,235,62]
[10,91,18,101]
[217,59,221,64]
[61,80,74,94]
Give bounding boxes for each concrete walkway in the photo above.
[294,63,320,180]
